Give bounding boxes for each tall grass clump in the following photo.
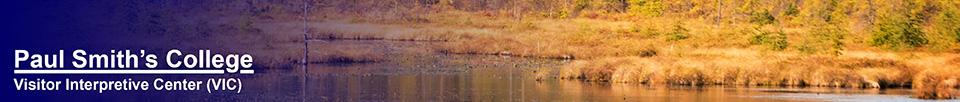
[913,57,960,99]
[552,52,931,88]
[308,45,383,63]
[913,67,960,99]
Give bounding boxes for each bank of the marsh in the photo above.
[95,0,960,99]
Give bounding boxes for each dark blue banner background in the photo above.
[1,1,294,101]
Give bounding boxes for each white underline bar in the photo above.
[240,70,254,74]
[13,70,255,74]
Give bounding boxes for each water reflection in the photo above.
[299,72,960,101]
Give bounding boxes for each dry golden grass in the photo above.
[911,55,960,99]
[301,8,960,99]
[549,49,956,88]
[307,44,383,63]
[143,1,960,99]
[914,66,960,99]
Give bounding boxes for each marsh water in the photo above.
[172,40,960,101]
